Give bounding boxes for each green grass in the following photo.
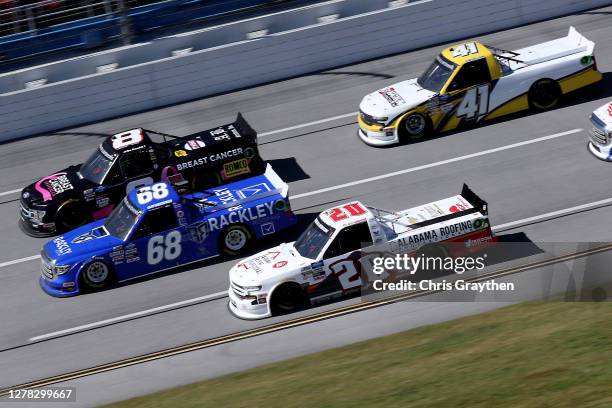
[104,301,612,408]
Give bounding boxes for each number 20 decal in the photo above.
[457,84,489,121]
[329,203,367,222]
[136,183,169,205]
[147,230,182,265]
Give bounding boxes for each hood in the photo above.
[592,102,612,130]
[43,220,122,264]
[22,165,90,208]
[359,79,436,120]
[229,242,306,286]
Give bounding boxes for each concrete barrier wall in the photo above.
[1,0,611,141]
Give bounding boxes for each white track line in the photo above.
[0,188,21,197]
[493,197,612,231]
[29,291,227,342]
[0,255,40,268]
[293,128,583,199]
[0,127,585,270]
[259,112,358,137]
[26,196,612,342]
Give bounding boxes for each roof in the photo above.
[319,201,371,228]
[440,40,493,66]
[128,182,180,212]
[102,128,150,156]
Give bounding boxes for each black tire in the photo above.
[528,79,561,110]
[80,261,113,291]
[398,113,430,143]
[270,282,307,315]
[55,201,88,233]
[219,224,253,256]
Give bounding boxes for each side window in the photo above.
[324,222,373,259]
[121,149,153,179]
[131,205,178,240]
[103,162,124,184]
[448,58,491,91]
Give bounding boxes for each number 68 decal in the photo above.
[136,183,169,205]
[147,230,182,265]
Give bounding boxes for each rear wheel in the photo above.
[55,201,88,233]
[270,283,307,315]
[219,224,253,256]
[528,79,561,110]
[80,261,113,291]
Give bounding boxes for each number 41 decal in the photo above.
[457,85,489,121]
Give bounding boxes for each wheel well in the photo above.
[269,281,306,307]
[397,111,431,139]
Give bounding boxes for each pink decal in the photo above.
[93,204,114,220]
[35,172,67,202]
[161,166,178,182]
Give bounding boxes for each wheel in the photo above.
[219,224,252,256]
[528,79,561,110]
[80,261,113,290]
[399,113,429,142]
[55,200,88,233]
[270,282,306,315]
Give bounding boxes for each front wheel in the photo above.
[398,113,429,142]
[55,200,88,233]
[219,224,252,256]
[80,261,113,291]
[529,79,561,110]
[270,283,307,316]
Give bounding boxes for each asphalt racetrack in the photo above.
[1,6,612,406]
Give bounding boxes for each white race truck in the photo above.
[587,102,612,160]
[228,185,495,319]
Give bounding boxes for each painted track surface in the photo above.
[2,6,612,406]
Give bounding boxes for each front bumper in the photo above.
[227,286,270,319]
[588,141,612,161]
[39,276,80,297]
[358,129,399,147]
[19,201,56,237]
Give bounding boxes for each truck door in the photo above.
[445,57,492,122]
[322,221,374,292]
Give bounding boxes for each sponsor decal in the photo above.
[125,243,140,263]
[175,208,187,226]
[274,199,288,211]
[53,236,72,255]
[378,87,406,107]
[176,148,244,171]
[83,188,95,202]
[213,188,238,206]
[35,173,73,201]
[96,195,110,208]
[608,103,612,117]
[206,202,275,232]
[236,183,271,200]
[187,221,209,243]
[244,147,256,159]
[580,55,593,65]
[184,139,206,150]
[110,245,125,265]
[397,220,476,248]
[260,222,275,235]
[273,260,288,268]
[71,231,97,243]
[174,150,187,157]
[449,203,468,213]
[223,158,249,178]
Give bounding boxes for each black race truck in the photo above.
[20,113,265,236]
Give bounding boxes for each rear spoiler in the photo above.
[461,184,488,216]
[234,112,258,144]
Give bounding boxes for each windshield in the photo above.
[103,199,141,241]
[294,218,336,259]
[79,147,114,184]
[417,56,456,92]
